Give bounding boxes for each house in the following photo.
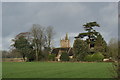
[51,33,73,61]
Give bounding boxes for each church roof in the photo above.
[51,47,73,56]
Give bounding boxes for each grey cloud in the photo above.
[0,2,2,50]
[2,2,118,50]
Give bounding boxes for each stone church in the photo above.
[51,33,73,61]
[60,33,70,48]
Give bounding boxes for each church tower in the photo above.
[60,33,70,48]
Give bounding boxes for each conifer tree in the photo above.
[73,39,89,61]
[75,22,107,54]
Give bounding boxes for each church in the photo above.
[51,33,73,61]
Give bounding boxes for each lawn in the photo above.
[2,62,114,78]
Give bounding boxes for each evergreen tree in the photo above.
[13,35,33,61]
[94,33,107,56]
[73,39,89,61]
[75,22,107,54]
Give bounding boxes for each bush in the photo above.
[84,54,93,61]
[60,52,69,61]
[69,56,78,62]
[48,54,56,61]
[92,52,104,61]
[84,52,104,62]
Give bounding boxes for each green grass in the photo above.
[2,62,114,78]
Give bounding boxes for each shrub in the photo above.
[84,52,104,62]
[69,58,76,62]
[92,52,104,61]
[60,52,69,61]
[48,54,56,61]
[84,54,93,61]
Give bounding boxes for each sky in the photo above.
[1,2,118,50]
[0,1,1,64]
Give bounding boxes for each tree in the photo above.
[75,22,107,54]
[9,49,22,58]
[2,50,8,58]
[94,33,107,56]
[107,38,120,79]
[12,35,32,61]
[31,24,46,61]
[45,26,55,50]
[31,25,55,61]
[11,24,56,61]
[42,26,55,61]
[108,38,118,60]
[82,22,99,48]
[75,22,99,47]
[73,39,89,61]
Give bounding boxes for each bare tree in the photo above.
[108,38,118,60]
[45,26,55,50]
[108,38,120,79]
[2,50,9,58]
[31,24,46,61]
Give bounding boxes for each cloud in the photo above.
[0,2,2,50]
[98,3,118,43]
[2,33,15,50]
[2,2,118,50]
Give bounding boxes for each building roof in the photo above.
[51,47,73,56]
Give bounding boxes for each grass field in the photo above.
[2,62,114,78]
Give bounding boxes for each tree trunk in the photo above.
[36,50,39,61]
[23,55,25,61]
